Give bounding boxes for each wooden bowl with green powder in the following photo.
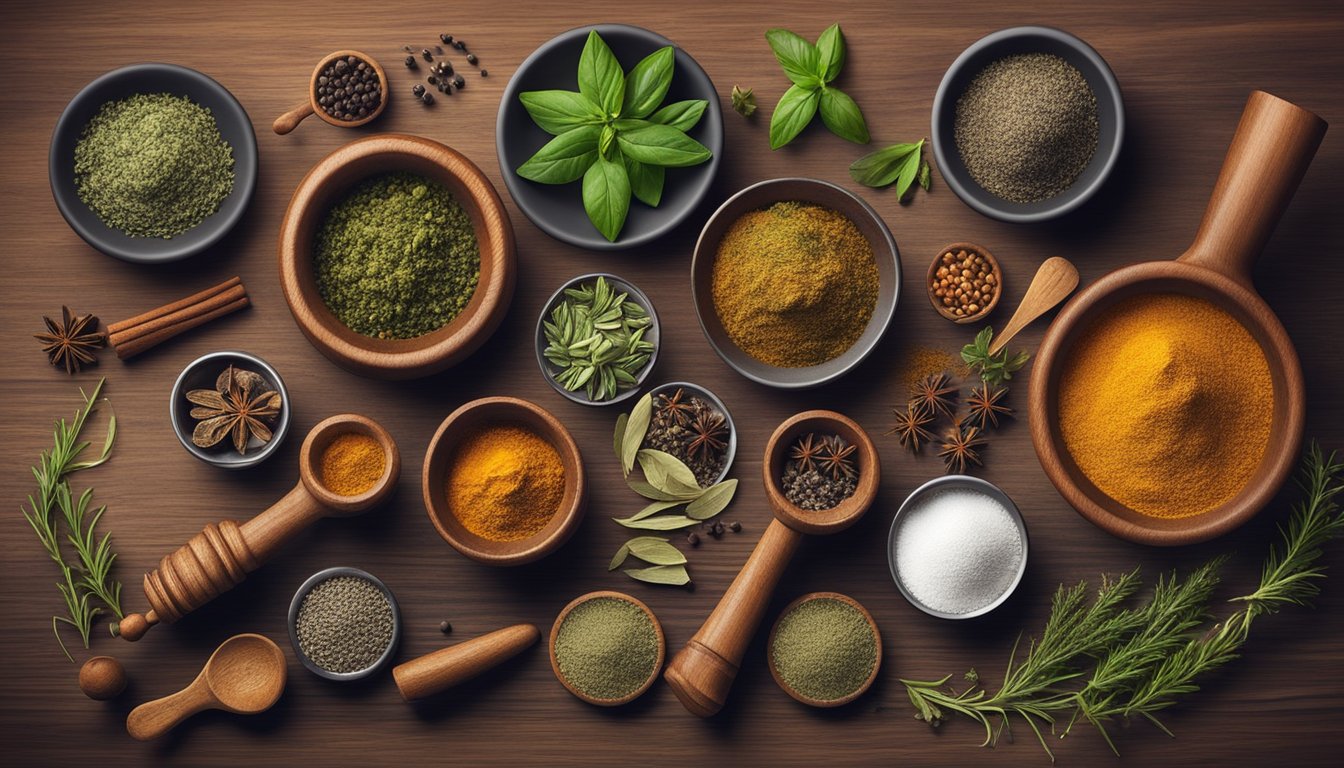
[279,134,516,380]
[549,591,665,706]
[768,592,881,707]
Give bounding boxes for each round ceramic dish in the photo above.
[168,350,291,470]
[691,178,901,389]
[767,592,881,708]
[288,566,402,682]
[887,475,1029,620]
[645,381,737,485]
[931,26,1124,223]
[497,23,724,250]
[49,63,258,263]
[534,273,660,407]
[549,591,665,706]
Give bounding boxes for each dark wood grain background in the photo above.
[2,0,1342,764]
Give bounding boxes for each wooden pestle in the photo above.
[393,624,540,701]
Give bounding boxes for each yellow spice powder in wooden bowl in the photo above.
[445,425,564,542]
[321,433,386,496]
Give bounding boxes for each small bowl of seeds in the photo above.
[644,381,736,488]
[549,590,665,706]
[535,273,660,406]
[768,592,881,707]
[288,566,402,682]
[927,242,1002,323]
[273,50,387,134]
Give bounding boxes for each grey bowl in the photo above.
[931,26,1124,223]
[496,24,724,250]
[49,63,258,263]
[646,381,737,486]
[691,178,901,389]
[536,272,660,407]
[169,350,291,469]
[288,566,402,682]
[887,475,1029,620]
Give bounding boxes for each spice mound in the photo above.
[320,433,386,496]
[446,425,564,542]
[315,171,480,339]
[711,202,878,368]
[554,596,660,702]
[316,55,382,122]
[74,93,235,239]
[643,387,731,488]
[781,433,858,510]
[1058,293,1272,518]
[185,365,282,456]
[296,575,395,674]
[771,596,877,703]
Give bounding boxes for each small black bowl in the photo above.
[497,24,723,250]
[288,567,402,682]
[169,350,291,470]
[49,63,259,263]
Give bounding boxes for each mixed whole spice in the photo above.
[184,365,282,456]
[781,432,858,510]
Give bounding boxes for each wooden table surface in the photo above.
[3,0,1342,764]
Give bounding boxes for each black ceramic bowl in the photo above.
[168,350,291,470]
[931,26,1124,223]
[288,567,402,682]
[49,63,258,263]
[497,24,723,250]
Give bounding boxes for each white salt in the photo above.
[893,487,1024,615]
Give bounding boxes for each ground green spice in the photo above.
[74,93,235,238]
[554,596,658,701]
[771,597,877,702]
[314,172,480,339]
[296,575,394,674]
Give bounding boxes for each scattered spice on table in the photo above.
[932,247,998,319]
[554,596,660,701]
[896,345,967,391]
[641,387,729,488]
[711,202,878,368]
[320,433,385,496]
[35,306,104,374]
[315,171,480,339]
[315,55,382,122]
[771,596,877,703]
[1059,293,1272,518]
[296,575,395,674]
[74,93,235,238]
[782,433,858,510]
[541,276,654,402]
[185,366,282,456]
[445,424,564,542]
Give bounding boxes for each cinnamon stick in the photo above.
[108,284,246,348]
[107,276,241,335]
[108,277,250,360]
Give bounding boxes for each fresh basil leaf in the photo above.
[600,124,617,158]
[625,154,665,207]
[622,46,674,118]
[815,24,845,82]
[818,87,869,144]
[849,140,924,189]
[578,30,625,117]
[519,90,603,135]
[621,393,652,475]
[582,154,631,242]
[765,28,822,88]
[613,118,653,132]
[627,537,687,566]
[618,124,712,167]
[613,514,700,531]
[769,84,820,150]
[517,124,600,184]
[624,564,691,586]
[649,99,708,132]
[685,479,738,520]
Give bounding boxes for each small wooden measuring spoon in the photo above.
[273,50,387,135]
[126,633,286,741]
[987,256,1080,356]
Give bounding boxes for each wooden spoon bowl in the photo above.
[549,591,665,707]
[273,50,387,134]
[767,592,881,708]
[299,413,401,515]
[762,410,881,535]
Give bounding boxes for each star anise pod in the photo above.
[655,387,697,427]
[688,411,728,463]
[910,371,958,418]
[965,381,1012,430]
[185,366,282,455]
[35,306,105,375]
[939,423,986,474]
[818,434,858,480]
[788,432,822,473]
[888,405,935,453]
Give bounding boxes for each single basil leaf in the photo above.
[613,118,653,132]
[894,140,925,197]
[519,90,603,135]
[624,564,691,586]
[613,412,628,458]
[625,155,665,207]
[765,28,822,87]
[685,479,738,520]
[769,84,820,150]
[628,499,684,521]
[627,477,698,502]
[637,449,704,497]
[621,393,652,474]
[649,99,707,132]
[582,154,631,242]
[627,538,687,566]
[849,140,922,188]
[818,87,869,144]
[617,124,712,168]
[578,30,625,117]
[600,124,617,157]
[815,24,845,82]
[613,514,700,531]
[517,124,600,184]
[622,46,674,118]
[608,542,631,571]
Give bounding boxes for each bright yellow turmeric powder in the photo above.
[446,425,564,541]
[320,433,386,496]
[1058,294,1273,518]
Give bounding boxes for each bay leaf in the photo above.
[621,393,652,475]
[628,499,685,521]
[637,449,704,498]
[608,542,631,571]
[624,564,690,586]
[627,537,687,565]
[686,478,738,520]
[627,477,698,502]
[613,514,699,530]
[613,412,628,458]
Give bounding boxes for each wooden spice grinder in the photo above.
[116,414,400,641]
[664,411,880,717]
[273,50,388,135]
[1030,91,1326,546]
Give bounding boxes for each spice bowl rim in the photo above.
[930,25,1125,224]
[645,381,737,486]
[767,591,882,708]
[762,410,882,536]
[886,474,1030,620]
[548,590,666,707]
[533,272,661,407]
[287,565,403,682]
[304,49,389,130]
[926,242,1003,324]
[168,350,291,470]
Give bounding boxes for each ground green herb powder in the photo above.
[771,597,876,702]
[74,93,235,238]
[554,596,658,701]
[315,172,480,339]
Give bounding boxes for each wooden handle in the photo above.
[1181,90,1326,287]
[273,101,314,135]
[238,483,329,563]
[664,518,803,717]
[126,681,214,740]
[393,624,540,701]
[988,257,1079,356]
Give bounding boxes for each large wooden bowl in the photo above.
[767,592,881,708]
[278,135,516,380]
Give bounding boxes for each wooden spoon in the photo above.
[126,634,286,741]
[987,257,1080,356]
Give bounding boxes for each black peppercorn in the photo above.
[439,620,452,634]
[687,532,700,546]
[421,48,433,61]
[404,56,416,69]
[480,69,488,77]
[730,521,742,532]
[412,84,425,97]
[427,75,438,85]
[452,74,465,88]
[453,40,466,51]
[315,55,383,122]
[440,33,453,44]
[422,92,434,105]
[466,53,478,65]
[711,521,725,537]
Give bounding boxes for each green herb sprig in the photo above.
[542,276,654,402]
[850,139,932,199]
[962,326,1030,385]
[766,24,869,149]
[517,30,712,241]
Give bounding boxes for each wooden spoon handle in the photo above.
[273,101,314,135]
[989,257,1080,356]
[393,624,540,701]
[126,682,214,740]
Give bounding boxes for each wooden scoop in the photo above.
[126,634,286,741]
[116,414,401,641]
[273,50,387,135]
[664,411,880,717]
[987,256,1079,356]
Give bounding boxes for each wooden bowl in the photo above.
[422,397,586,565]
[926,242,1002,323]
[278,134,516,380]
[767,592,881,707]
[762,411,881,535]
[548,591,665,706]
[273,50,387,134]
[299,413,401,516]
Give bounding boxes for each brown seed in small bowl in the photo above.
[927,242,1002,324]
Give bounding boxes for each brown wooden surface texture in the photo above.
[2,0,1342,764]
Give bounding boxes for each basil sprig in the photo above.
[517,30,712,242]
[766,24,869,149]
[850,138,933,199]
